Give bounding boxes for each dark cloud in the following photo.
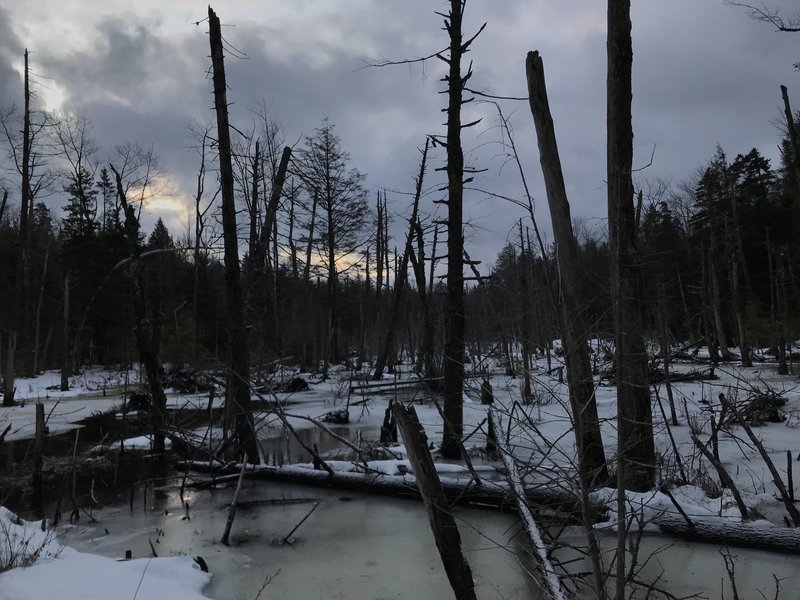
[0,4,23,108]
[5,0,800,267]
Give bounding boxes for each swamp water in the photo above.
[56,480,544,599]
[6,398,800,598]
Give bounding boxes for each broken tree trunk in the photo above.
[525,50,609,487]
[208,6,259,464]
[393,402,477,600]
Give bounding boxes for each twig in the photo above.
[282,501,320,545]
[220,452,248,546]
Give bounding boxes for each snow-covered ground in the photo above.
[0,507,210,600]
[0,366,211,442]
[2,353,800,597]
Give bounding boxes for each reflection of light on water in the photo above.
[60,481,540,599]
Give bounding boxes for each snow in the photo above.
[0,366,212,442]
[96,434,174,453]
[4,351,800,597]
[0,507,211,600]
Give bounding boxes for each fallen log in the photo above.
[349,378,442,393]
[181,461,583,516]
[179,462,800,555]
[655,514,800,554]
[493,409,567,600]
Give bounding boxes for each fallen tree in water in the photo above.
[179,461,800,554]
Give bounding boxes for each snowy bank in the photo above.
[0,507,211,600]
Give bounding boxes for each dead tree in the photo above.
[525,51,610,487]
[516,220,533,402]
[208,6,259,464]
[440,0,485,459]
[409,219,438,381]
[373,140,429,380]
[781,85,800,190]
[190,121,213,366]
[259,145,292,269]
[607,0,655,492]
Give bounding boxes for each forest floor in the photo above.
[1,347,800,598]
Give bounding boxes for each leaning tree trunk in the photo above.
[526,50,610,487]
[608,0,655,493]
[208,6,259,464]
[394,403,477,600]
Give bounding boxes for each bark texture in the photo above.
[442,0,467,460]
[525,51,609,487]
[607,0,655,491]
[209,6,259,464]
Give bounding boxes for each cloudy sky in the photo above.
[0,0,798,268]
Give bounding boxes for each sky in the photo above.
[0,0,798,270]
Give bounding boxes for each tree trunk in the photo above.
[409,219,438,381]
[442,0,468,460]
[781,85,800,193]
[730,252,752,367]
[525,50,609,487]
[375,192,384,299]
[3,332,16,406]
[658,284,678,425]
[60,272,71,392]
[248,140,260,259]
[259,145,292,269]
[517,221,533,403]
[710,256,731,359]
[208,6,259,464]
[324,200,337,373]
[31,245,48,376]
[394,403,477,600]
[607,0,655,492]
[20,49,31,243]
[301,193,318,370]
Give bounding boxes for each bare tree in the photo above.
[438,0,485,459]
[208,6,259,464]
[727,1,800,31]
[0,49,55,400]
[373,140,429,380]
